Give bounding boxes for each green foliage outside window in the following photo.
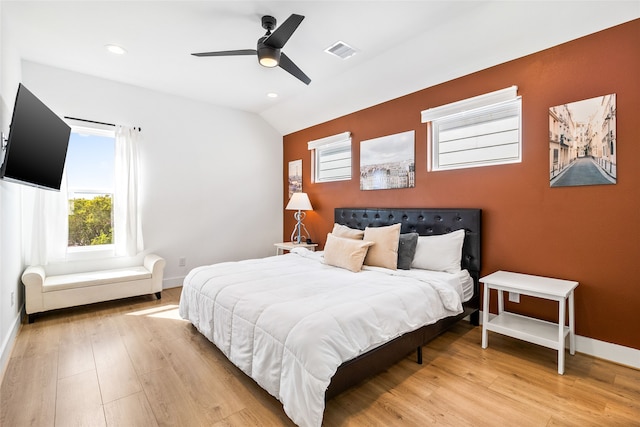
[68,195,113,246]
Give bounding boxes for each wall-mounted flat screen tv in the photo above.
[0,83,71,191]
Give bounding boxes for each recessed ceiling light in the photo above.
[105,44,127,55]
[267,92,278,99]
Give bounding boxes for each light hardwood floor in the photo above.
[2,287,639,426]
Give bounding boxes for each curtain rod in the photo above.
[64,116,141,132]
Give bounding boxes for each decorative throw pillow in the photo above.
[331,223,365,240]
[411,229,465,273]
[397,232,419,270]
[323,233,375,272]
[363,223,401,270]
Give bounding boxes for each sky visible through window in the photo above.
[66,132,114,194]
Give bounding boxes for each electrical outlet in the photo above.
[10,291,14,307]
[508,292,520,303]
[178,257,186,267]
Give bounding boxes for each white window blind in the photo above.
[422,86,522,171]
[308,132,352,183]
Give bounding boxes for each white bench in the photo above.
[21,254,166,323]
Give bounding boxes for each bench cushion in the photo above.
[43,266,152,292]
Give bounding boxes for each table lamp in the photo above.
[285,192,313,244]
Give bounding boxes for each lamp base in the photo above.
[290,210,310,244]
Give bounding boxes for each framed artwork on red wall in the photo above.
[288,159,302,198]
[549,94,616,187]
[360,130,415,190]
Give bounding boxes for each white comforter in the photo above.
[179,248,463,427]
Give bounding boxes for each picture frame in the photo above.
[549,94,616,187]
[360,130,415,190]
[288,159,302,198]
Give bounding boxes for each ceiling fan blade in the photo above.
[191,49,256,57]
[264,14,304,49]
[279,52,311,85]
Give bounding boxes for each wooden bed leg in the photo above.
[416,346,423,364]
[155,291,162,300]
[28,314,35,324]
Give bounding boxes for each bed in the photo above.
[179,207,481,427]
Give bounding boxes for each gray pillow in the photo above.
[397,232,419,270]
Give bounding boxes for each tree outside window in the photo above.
[66,128,115,247]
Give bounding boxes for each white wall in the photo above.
[0,1,26,378]
[21,61,283,286]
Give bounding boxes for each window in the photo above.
[65,126,115,249]
[308,132,352,183]
[422,86,521,171]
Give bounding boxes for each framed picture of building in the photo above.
[288,159,302,198]
[360,130,415,190]
[549,94,616,187]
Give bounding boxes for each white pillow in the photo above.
[411,229,465,273]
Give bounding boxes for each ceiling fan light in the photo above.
[260,56,279,68]
[258,43,281,68]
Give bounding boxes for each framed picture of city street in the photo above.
[360,130,415,190]
[549,93,616,187]
[288,159,302,198]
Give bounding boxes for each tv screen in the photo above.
[0,83,71,191]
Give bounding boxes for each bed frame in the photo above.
[326,207,482,399]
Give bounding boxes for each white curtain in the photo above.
[114,125,143,256]
[23,170,69,266]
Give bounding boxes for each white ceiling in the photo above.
[3,1,639,135]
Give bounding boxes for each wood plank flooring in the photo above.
[2,287,639,426]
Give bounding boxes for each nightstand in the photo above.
[274,242,318,255]
[481,270,578,374]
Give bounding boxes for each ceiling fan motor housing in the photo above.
[261,15,277,32]
[257,36,281,67]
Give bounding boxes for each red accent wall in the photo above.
[283,20,640,350]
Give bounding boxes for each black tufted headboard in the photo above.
[334,208,482,301]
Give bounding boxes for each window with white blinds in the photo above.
[308,132,352,183]
[422,86,522,171]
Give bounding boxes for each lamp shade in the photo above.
[286,192,313,211]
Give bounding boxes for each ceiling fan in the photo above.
[192,14,311,85]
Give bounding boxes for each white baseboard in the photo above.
[0,306,23,384]
[574,335,640,369]
[479,311,640,370]
[163,276,185,289]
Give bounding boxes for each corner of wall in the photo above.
[0,0,26,383]
[0,304,21,383]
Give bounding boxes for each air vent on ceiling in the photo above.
[324,41,358,60]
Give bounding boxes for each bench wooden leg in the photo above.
[155,291,162,300]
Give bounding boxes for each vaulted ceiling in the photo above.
[3,1,638,134]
